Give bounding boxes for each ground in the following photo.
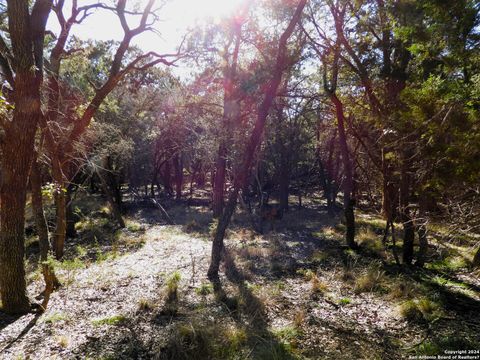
[0,191,479,359]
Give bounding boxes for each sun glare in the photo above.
[167,0,246,23]
[62,0,247,55]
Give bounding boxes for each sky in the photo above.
[48,0,245,55]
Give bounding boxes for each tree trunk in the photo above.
[98,170,126,228]
[163,161,172,196]
[319,160,334,216]
[0,124,36,314]
[53,187,67,259]
[417,223,428,267]
[330,94,357,249]
[0,0,52,313]
[66,186,77,238]
[174,153,183,200]
[278,160,290,212]
[212,144,227,218]
[30,161,60,306]
[207,0,307,280]
[473,248,480,268]
[400,155,414,265]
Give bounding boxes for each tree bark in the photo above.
[0,134,33,313]
[0,0,53,314]
[66,185,77,238]
[330,94,357,249]
[212,144,227,217]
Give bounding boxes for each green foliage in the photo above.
[195,283,214,296]
[92,315,127,326]
[42,312,70,324]
[338,298,351,306]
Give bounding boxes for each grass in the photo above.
[195,283,214,296]
[399,297,443,323]
[296,268,316,280]
[415,336,480,356]
[42,312,70,324]
[388,278,418,299]
[163,271,182,314]
[166,271,182,299]
[338,297,351,306]
[357,228,384,254]
[49,256,86,285]
[310,250,328,263]
[272,325,302,354]
[126,220,146,233]
[163,321,249,359]
[354,262,386,294]
[92,314,127,326]
[311,276,328,295]
[138,298,156,311]
[293,309,306,328]
[56,335,70,348]
[427,256,470,272]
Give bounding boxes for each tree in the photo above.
[0,0,52,314]
[208,0,308,281]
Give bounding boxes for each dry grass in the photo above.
[311,276,328,295]
[388,278,418,299]
[56,335,70,348]
[138,298,156,311]
[399,298,443,322]
[354,262,385,294]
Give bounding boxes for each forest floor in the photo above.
[0,190,479,359]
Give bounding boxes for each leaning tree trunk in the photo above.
[207,0,307,280]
